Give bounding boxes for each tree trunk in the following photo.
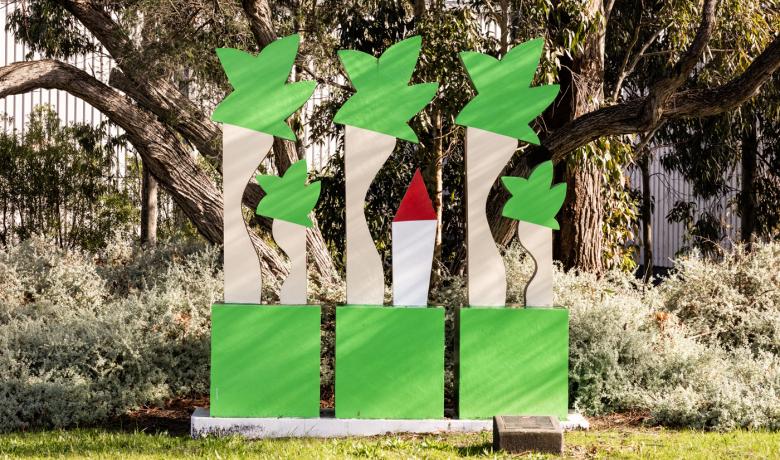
[431,111,444,285]
[640,152,653,282]
[466,127,516,307]
[740,117,758,246]
[274,219,308,305]
[554,0,607,274]
[558,158,604,271]
[140,164,158,246]
[414,0,426,17]
[345,126,396,305]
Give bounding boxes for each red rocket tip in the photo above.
[394,169,437,222]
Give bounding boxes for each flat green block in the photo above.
[210,304,321,418]
[336,306,444,419]
[459,308,568,419]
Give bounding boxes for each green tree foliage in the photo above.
[501,161,566,229]
[6,0,779,274]
[0,106,136,250]
[213,35,316,140]
[7,0,97,59]
[256,159,321,227]
[334,36,438,142]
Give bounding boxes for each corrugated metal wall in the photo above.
[627,145,741,268]
[0,2,131,179]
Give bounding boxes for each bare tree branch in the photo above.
[241,0,277,46]
[641,0,718,126]
[58,0,224,164]
[612,23,667,102]
[545,34,780,162]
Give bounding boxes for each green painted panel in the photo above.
[335,306,444,419]
[459,308,568,419]
[210,304,321,418]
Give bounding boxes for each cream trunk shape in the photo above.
[222,124,273,304]
[273,220,308,305]
[516,220,553,307]
[466,127,517,307]
[345,125,397,305]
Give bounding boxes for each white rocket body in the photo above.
[392,220,436,306]
[391,169,437,307]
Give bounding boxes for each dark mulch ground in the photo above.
[114,397,208,435]
[115,397,649,436]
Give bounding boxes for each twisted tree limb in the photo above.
[0,59,289,278]
[543,33,780,163]
[59,0,223,164]
[52,0,337,280]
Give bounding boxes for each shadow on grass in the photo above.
[456,441,493,456]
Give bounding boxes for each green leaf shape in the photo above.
[256,159,321,227]
[501,161,567,230]
[212,34,316,141]
[456,38,560,144]
[333,36,439,143]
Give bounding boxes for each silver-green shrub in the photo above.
[660,243,780,354]
[549,242,780,429]
[0,236,220,431]
[2,237,779,431]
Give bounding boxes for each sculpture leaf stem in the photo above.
[465,127,517,307]
[345,126,396,305]
[222,124,272,303]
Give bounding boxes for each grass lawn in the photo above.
[0,428,778,459]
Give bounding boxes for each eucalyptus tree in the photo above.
[2,0,779,277]
[1,0,337,280]
[467,0,780,273]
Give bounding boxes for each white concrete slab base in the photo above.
[190,408,588,438]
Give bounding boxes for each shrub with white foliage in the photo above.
[1,237,779,431]
[0,236,220,431]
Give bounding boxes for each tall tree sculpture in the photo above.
[333,36,438,305]
[456,38,559,307]
[212,35,315,303]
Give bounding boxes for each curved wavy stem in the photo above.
[345,126,396,305]
[222,124,273,304]
[273,219,308,305]
[466,127,516,307]
[516,220,553,307]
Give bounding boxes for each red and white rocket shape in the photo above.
[392,169,437,307]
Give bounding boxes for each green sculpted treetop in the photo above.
[212,34,316,141]
[456,38,560,144]
[501,161,566,230]
[256,159,321,227]
[334,36,439,143]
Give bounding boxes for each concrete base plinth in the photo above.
[190,408,589,439]
[493,415,563,454]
